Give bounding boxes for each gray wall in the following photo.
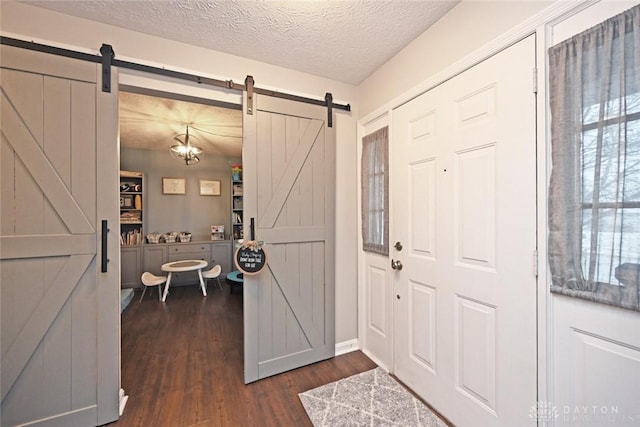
[121,148,241,242]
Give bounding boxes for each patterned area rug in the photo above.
[299,367,447,426]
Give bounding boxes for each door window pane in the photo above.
[361,126,389,255]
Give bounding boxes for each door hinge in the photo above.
[532,67,538,94]
[533,250,539,277]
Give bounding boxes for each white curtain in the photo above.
[548,4,640,311]
[361,126,389,255]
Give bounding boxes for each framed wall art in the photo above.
[200,179,221,196]
[162,177,186,195]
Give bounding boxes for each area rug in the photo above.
[299,367,447,426]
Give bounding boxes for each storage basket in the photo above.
[178,232,192,243]
[146,233,161,244]
[163,232,178,243]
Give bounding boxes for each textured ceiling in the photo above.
[21,0,458,85]
[119,91,243,156]
[21,0,458,156]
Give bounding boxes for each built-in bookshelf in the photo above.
[231,164,243,244]
[120,170,143,246]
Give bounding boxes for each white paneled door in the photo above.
[360,115,393,370]
[0,45,120,426]
[243,93,335,383]
[392,35,537,426]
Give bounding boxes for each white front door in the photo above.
[392,35,537,426]
[0,45,120,425]
[548,3,640,425]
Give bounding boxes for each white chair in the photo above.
[140,272,167,302]
[201,264,223,291]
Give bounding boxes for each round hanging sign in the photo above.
[234,241,267,275]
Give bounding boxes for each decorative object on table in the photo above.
[178,232,192,243]
[234,218,267,275]
[162,177,186,195]
[298,368,447,427]
[169,125,203,165]
[200,179,221,196]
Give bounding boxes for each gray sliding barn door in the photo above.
[243,93,336,383]
[0,45,120,426]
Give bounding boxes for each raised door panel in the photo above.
[121,246,142,288]
[143,244,168,276]
[170,243,210,255]
[211,241,231,273]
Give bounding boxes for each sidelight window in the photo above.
[361,126,389,256]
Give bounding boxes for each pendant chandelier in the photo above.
[170,126,203,165]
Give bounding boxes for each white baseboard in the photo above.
[335,338,359,356]
[119,388,129,416]
[360,348,388,371]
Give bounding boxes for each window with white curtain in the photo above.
[361,126,389,255]
[548,4,640,311]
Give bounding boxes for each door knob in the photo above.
[391,259,403,270]
[394,241,403,251]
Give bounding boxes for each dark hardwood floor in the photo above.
[109,283,377,427]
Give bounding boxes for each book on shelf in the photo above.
[120,211,141,223]
[121,230,142,246]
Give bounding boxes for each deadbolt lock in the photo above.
[394,241,403,251]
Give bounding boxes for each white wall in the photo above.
[0,0,359,343]
[357,0,552,117]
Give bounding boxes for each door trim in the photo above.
[96,63,121,425]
